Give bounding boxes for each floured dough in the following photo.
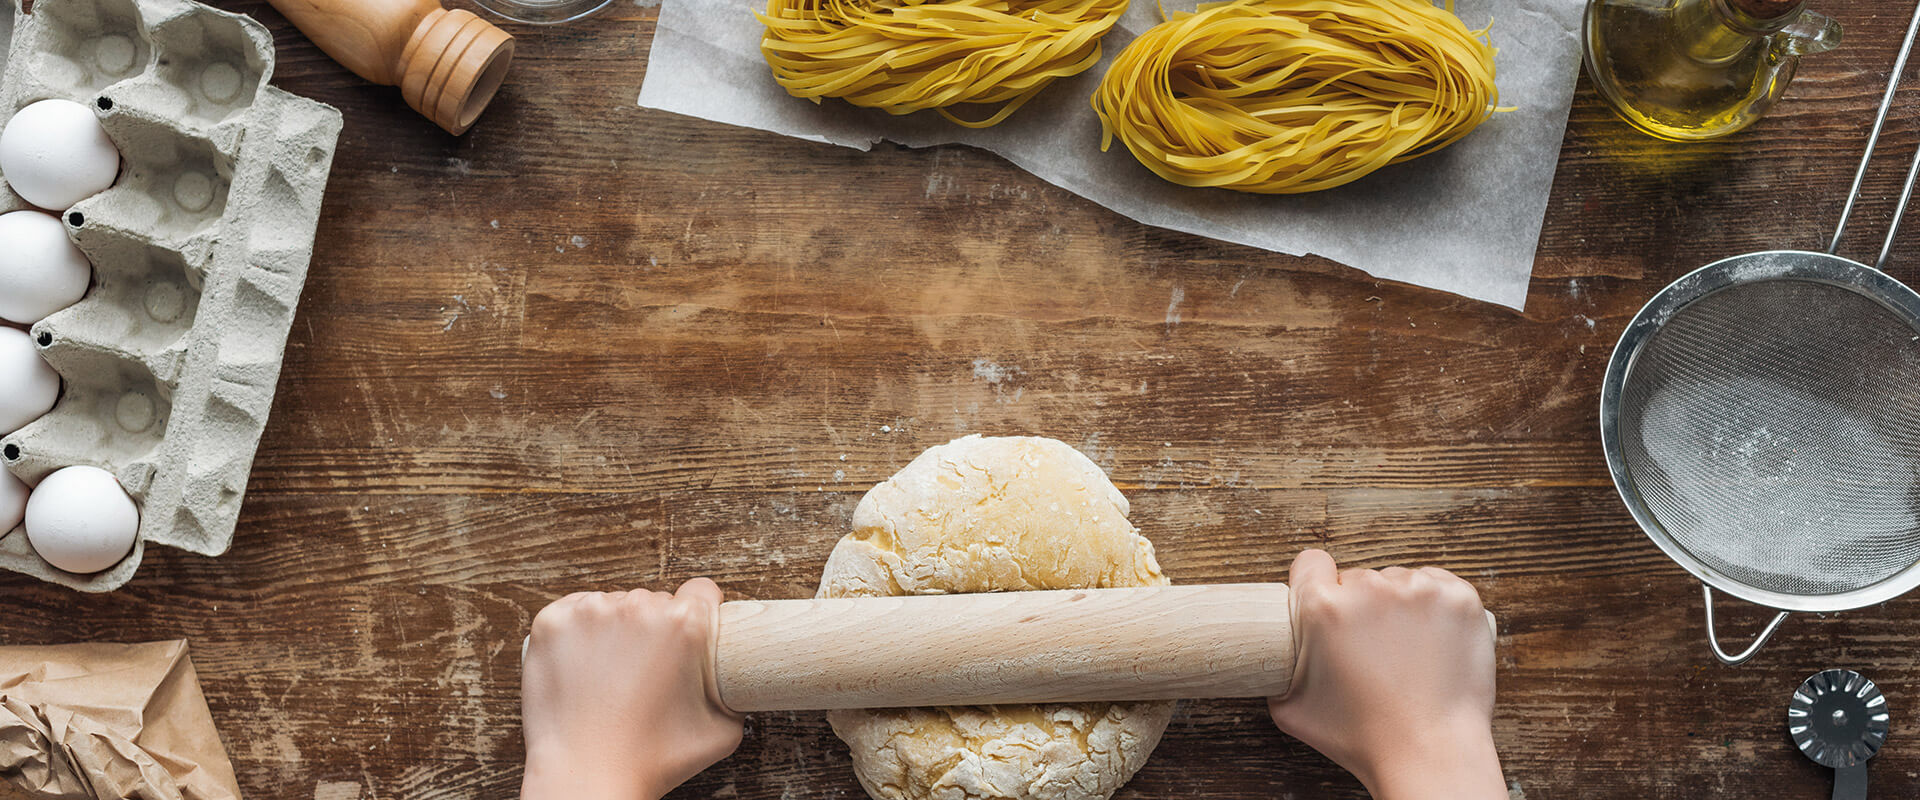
[819,435,1174,800]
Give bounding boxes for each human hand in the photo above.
[1268,550,1503,800]
[520,578,744,800]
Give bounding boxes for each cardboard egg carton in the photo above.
[0,0,340,590]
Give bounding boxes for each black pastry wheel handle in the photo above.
[1790,669,1889,800]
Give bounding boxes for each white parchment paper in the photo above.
[638,0,1583,310]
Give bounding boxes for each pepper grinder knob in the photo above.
[266,0,515,135]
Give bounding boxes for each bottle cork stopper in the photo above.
[1728,0,1804,21]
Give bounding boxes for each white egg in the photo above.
[0,328,57,434]
[0,470,24,533]
[0,99,120,210]
[24,465,138,574]
[0,210,91,323]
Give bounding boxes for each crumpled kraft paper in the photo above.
[637,0,1584,310]
[0,641,240,800]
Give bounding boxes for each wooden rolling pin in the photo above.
[714,583,1498,712]
[267,0,514,135]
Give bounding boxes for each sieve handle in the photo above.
[1702,585,1790,666]
[1830,0,1920,266]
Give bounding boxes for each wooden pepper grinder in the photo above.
[267,0,515,135]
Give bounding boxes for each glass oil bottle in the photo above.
[1584,0,1842,140]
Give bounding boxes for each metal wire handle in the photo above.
[1703,585,1791,665]
[1829,0,1920,269]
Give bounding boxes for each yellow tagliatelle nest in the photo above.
[1091,0,1501,193]
[759,0,1129,128]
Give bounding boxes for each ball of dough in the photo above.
[820,435,1173,800]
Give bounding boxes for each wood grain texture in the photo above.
[7,2,1920,798]
[716,587,1498,711]
[715,585,1298,710]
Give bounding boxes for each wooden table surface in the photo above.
[10,2,1920,798]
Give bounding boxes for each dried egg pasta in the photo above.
[1092,0,1501,193]
[760,0,1128,127]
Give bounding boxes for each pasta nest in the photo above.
[1092,0,1501,193]
[760,0,1130,128]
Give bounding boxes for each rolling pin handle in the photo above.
[705,597,740,717]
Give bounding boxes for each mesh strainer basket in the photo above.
[1601,0,1920,665]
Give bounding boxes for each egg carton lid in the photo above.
[0,0,341,591]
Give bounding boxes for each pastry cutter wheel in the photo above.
[1601,0,1920,665]
[1791,669,1889,800]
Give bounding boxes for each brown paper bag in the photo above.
[0,641,241,800]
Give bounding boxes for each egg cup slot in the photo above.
[15,0,151,95]
[144,7,268,131]
[1,344,170,482]
[0,3,17,75]
[72,116,229,243]
[55,225,202,356]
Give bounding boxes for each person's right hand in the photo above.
[1267,550,1504,800]
[520,579,743,800]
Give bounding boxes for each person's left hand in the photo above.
[520,578,743,800]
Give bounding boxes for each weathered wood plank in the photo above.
[4,1,1919,798]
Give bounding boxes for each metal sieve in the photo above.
[1601,0,1920,665]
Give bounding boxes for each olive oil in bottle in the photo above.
[1584,0,1841,140]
